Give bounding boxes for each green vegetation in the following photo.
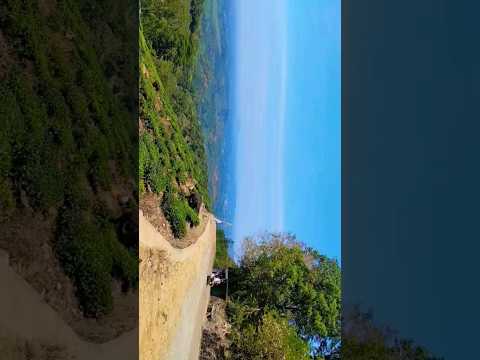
[229,309,310,360]
[161,186,200,238]
[140,0,210,237]
[225,235,441,359]
[214,229,235,269]
[227,234,341,359]
[0,0,138,316]
[57,189,138,316]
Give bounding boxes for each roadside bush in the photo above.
[161,187,200,238]
[229,309,310,360]
[161,188,187,238]
[185,203,200,226]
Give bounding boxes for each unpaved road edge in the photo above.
[139,209,216,360]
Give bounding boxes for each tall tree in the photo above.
[230,233,341,354]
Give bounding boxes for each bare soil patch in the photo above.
[200,297,231,360]
[139,211,216,360]
[140,192,175,244]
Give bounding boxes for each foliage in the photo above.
[229,309,310,360]
[0,0,138,316]
[161,186,199,238]
[56,198,138,316]
[139,0,210,238]
[232,234,341,341]
[227,234,341,358]
[214,229,235,269]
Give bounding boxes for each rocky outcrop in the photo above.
[200,297,231,360]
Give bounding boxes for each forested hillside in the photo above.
[0,0,138,338]
[140,0,210,239]
[193,0,231,209]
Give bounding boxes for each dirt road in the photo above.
[0,209,215,360]
[140,209,216,360]
[0,249,138,360]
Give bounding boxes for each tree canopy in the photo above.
[227,233,341,358]
[230,309,310,360]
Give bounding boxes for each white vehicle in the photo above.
[207,271,225,287]
[212,277,222,286]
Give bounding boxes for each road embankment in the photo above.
[140,209,216,360]
[0,209,215,360]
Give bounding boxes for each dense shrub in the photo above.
[229,310,310,360]
[56,198,138,316]
[161,187,199,238]
[0,0,138,316]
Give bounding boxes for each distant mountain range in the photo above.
[194,0,235,236]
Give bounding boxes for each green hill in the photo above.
[139,0,210,238]
[0,0,138,318]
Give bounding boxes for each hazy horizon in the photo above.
[228,0,340,261]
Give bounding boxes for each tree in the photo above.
[230,310,310,360]
[230,233,341,355]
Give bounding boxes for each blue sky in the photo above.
[230,0,340,261]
